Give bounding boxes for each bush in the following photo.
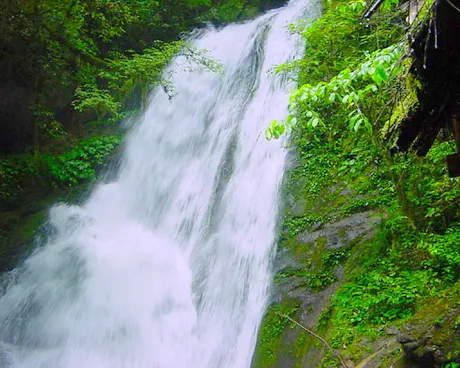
[44,135,121,186]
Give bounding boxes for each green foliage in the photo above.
[44,135,121,186]
[266,45,404,140]
[104,43,181,90]
[1,0,264,156]
[72,84,122,117]
[34,111,67,139]
[0,134,121,205]
[401,142,460,231]
[210,0,257,22]
[260,0,460,365]
[420,225,460,282]
[0,157,36,203]
[297,46,402,130]
[267,0,406,142]
[265,120,286,140]
[72,40,223,116]
[334,267,432,327]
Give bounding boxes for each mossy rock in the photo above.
[252,297,302,368]
[396,283,460,367]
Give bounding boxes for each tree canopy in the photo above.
[0,0,286,154]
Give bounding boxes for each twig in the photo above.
[277,313,348,368]
[445,0,460,14]
[362,0,386,20]
[433,2,438,49]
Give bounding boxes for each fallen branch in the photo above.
[277,313,348,368]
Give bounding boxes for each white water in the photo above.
[0,1,318,367]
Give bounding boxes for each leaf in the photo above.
[354,118,364,132]
[276,124,286,135]
[376,66,389,82]
[265,128,273,140]
[348,109,359,117]
[364,119,373,134]
[350,92,359,102]
[366,84,378,92]
[349,114,360,130]
[371,73,383,86]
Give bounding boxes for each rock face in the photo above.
[252,170,460,367]
[273,210,383,305]
[252,208,384,368]
[398,334,445,367]
[396,294,460,368]
[297,211,382,251]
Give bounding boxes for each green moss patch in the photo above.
[252,297,301,368]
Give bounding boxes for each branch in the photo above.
[363,0,386,20]
[277,313,348,368]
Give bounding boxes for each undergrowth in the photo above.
[0,135,121,204]
[256,0,460,365]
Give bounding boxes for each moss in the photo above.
[311,236,328,265]
[294,333,308,366]
[252,297,301,368]
[282,237,314,265]
[407,283,460,361]
[383,62,422,136]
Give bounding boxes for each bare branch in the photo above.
[277,313,348,368]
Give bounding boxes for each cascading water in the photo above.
[0,1,319,367]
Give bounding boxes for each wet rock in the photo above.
[385,326,399,336]
[291,199,309,217]
[264,209,384,368]
[397,335,416,344]
[397,330,452,367]
[298,210,382,250]
[285,148,300,170]
[393,288,460,367]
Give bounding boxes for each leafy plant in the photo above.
[72,84,122,118]
[44,135,121,186]
[0,157,36,203]
[266,45,404,140]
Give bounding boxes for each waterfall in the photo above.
[0,1,318,367]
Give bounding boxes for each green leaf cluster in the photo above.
[0,135,121,206]
[44,135,121,186]
[266,43,404,140]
